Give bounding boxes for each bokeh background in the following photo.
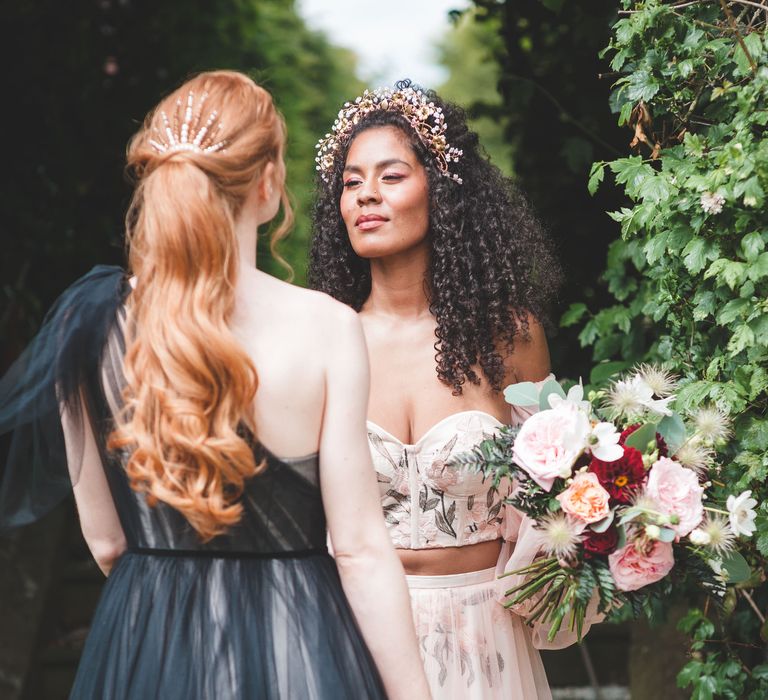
[0,1,684,698]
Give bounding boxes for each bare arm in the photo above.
[505,314,552,383]
[504,315,553,424]
[63,395,126,576]
[319,305,430,700]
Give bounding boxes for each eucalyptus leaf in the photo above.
[656,527,676,543]
[590,510,616,533]
[615,524,627,551]
[721,550,751,584]
[618,507,644,525]
[503,381,540,407]
[657,413,686,452]
[539,378,566,411]
[624,423,658,453]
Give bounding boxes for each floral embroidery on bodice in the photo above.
[367,411,509,549]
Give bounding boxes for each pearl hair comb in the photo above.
[149,91,227,155]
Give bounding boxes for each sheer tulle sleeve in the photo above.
[497,374,604,649]
[0,265,127,531]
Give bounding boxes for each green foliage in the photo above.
[437,8,515,175]
[583,1,768,695]
[2,0,362,358]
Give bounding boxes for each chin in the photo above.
[350,237,404,259]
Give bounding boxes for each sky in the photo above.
[298,0,471,89]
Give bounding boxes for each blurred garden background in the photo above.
[1,1,766,698]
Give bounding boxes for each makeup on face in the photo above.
[340,126,429,258]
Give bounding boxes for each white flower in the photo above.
[635,364,678,398]
[700,516,736,556]
[643,395,675,417]
[693,406,732,444]
[689,528,711,546]
[726,490,758,537]
[549,381,592,414]
[536,513,584,560]
[605,375,653,418]
[674,440,714,474]
[700,191,725,215]
[606,374,675,418]
[587,422,623,462]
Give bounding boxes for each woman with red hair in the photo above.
[0,71,429,700]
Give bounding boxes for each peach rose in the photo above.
[512,405,590,492]
[608,540,674,592]
[556,472,611,524]
[645,457,704,537]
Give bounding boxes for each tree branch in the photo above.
[720,0,758,72]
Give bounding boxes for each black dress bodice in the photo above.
[0,266,386,699]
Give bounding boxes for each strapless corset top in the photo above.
[367,411,511,549]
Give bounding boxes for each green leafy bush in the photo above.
[571,1,768,696]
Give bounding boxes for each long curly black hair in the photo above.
[309,80,562,395]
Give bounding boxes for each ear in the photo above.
[257,161,277,203]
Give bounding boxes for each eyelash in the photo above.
[343,174,404,188]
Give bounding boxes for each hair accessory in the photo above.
[149,91,227,155]
[315,86,463,184]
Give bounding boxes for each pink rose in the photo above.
[556,472,611,524]
[512,405,590,491]
[645,457,704,536]
[608,540,674,592]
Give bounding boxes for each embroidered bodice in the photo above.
[368,411,509,549]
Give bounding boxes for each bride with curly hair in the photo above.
[310,80,600,699]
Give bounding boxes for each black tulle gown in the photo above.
[0,266,386,699]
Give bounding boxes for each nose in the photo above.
[356,178,381,205]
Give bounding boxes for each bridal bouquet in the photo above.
[452,366,757,641]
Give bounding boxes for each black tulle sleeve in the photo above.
[0,265,127,531]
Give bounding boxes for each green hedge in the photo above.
[569,1,768,696]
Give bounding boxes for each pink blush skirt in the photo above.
[406,567,552,700]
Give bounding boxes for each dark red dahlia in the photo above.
[583,525,619,558]
[619,423,668,457]
[589,446,646,504]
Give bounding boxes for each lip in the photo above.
[356,214,388,230]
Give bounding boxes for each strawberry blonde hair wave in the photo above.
[109,71,293,541]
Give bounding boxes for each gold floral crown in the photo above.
[315,86,464,184]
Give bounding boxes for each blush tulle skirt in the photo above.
[406,567,552,700]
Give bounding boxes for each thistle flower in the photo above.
[692,406,732,444]
[697,515,736,556]
[726,490,758,537]
[536,513,583,560]
[604,375,653,419]
[631,491,662,515]
[700,191,725,215]
[635,364,678,398]
[674,440,714,474]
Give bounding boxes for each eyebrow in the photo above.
[343,158,413,174]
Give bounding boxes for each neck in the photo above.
[365,242,431,319]
[235,210,259,269]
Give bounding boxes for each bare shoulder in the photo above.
[503,311,551,383]
[260,275,361,341]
